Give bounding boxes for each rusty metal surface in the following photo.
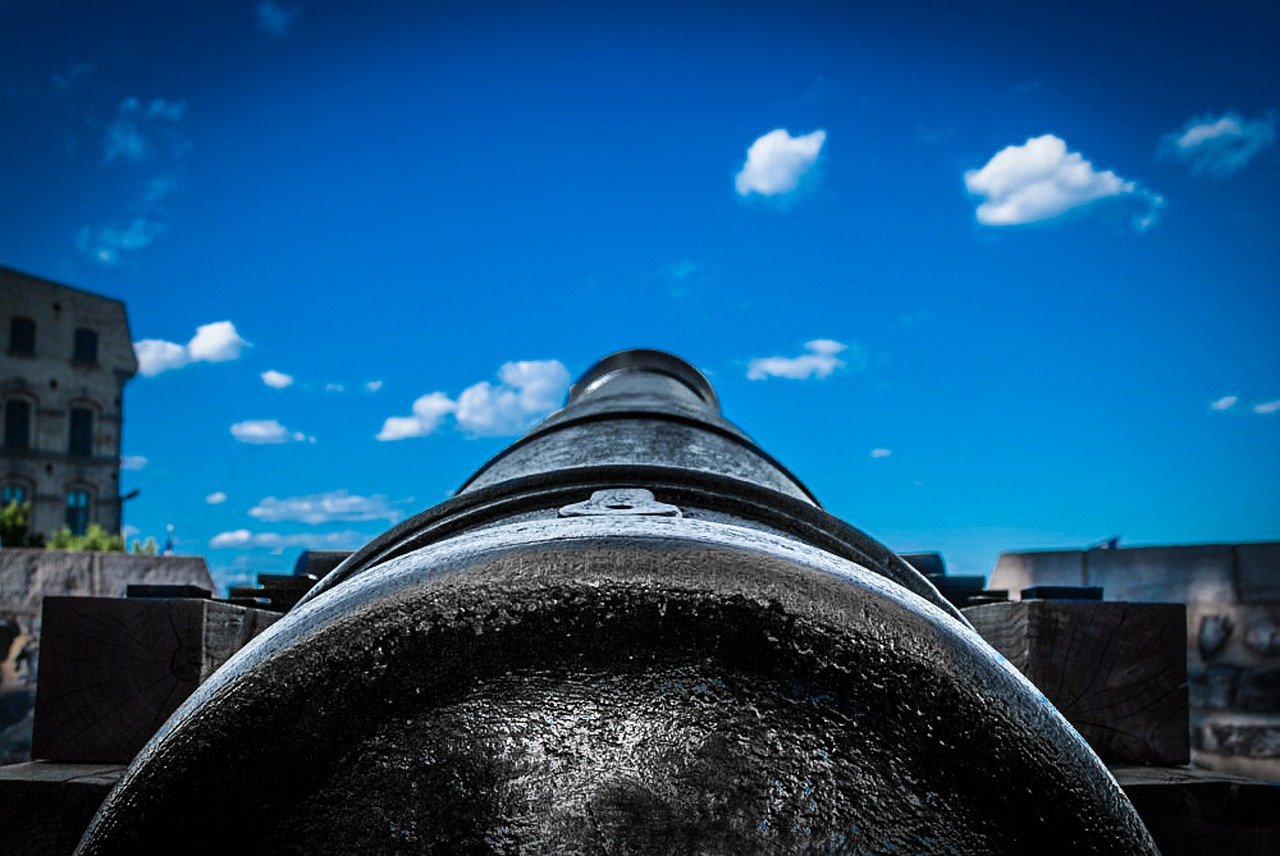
[79,351,1156,853]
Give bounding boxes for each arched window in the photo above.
[1,482,27,505]
[73,328,99,363]
[3,398,32,450]
[65,489,91,536]
[8,317,35,355]
[69,407,94,457]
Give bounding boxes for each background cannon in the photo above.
[80,349,1155,853]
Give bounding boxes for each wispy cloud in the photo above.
[134,321,250,376]
[1209,394,1280,415]
[120,455,148,471]
[248,490,403,525]
[365,380,384,393]
[1161,111,1276,177]
[102,96,186,164]
[230,419,313,444]
[210,529,365,550]
[256,1,301,37]
[870,448,892,459]
[660,259,711,300]
[206,491,228,504]
[747,339,862,381]
[51,61,93,93]
[965,134,1161,229]
[76,218,166,265]
[377,360,570,441]
[261,369,294,389]
[735,129,826,197]
[81,95,190,265]
[661,259,703,282]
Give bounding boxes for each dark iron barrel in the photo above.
[80,350,1156,854]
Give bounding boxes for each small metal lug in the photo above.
[558,488,682,518]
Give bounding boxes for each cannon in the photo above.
[80,350,1156,853]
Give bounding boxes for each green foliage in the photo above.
[0,500,43,547]
[131,536,158,555]
[46,523,125,552]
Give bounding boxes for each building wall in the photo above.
[0,267,137,540]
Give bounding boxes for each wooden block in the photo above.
[0,761,125,855]
[31,597,278,763]
[1110,765,1280,856]
[965,600,1189,765]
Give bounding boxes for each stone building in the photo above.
[1,266,137,540]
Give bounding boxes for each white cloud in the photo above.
[376,390,456,441]
[261,369,294,389]
[365,380,384,393]
[230,419,310,444]
[256,1,301,37]
[377,360,570,441]
[1162,112,1276,177]
[456,360,571,436]
[210,529,253,548]
[132,338,186,376]
[120,455,148,471]
[870,448,892,459]
[747,339,860,381]
[134,321,250,376]
[76,218,166,265]
[1210,395,1238,411]
[188,321,249,362]
[206,491,228,504]
[248,490,403,525]
[1254,400,1280,415]
[209,528,367,550]
[964,134,1159,228]
[735,129,826,196]
[325,383,345,392]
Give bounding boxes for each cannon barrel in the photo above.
[81,350,1155,854]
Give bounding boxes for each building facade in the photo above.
[1,267,137,540]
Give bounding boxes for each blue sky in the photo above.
[3,0,1277,591]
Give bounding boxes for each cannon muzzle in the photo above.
[80,350,1155,854]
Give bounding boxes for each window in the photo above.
[1,483,26,504]
[65,490,90,536]
[69,408,94,457]
[3,399,32,450]
[8,317,35,355]
[73,328,99,363]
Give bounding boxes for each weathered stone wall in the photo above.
[0,549,214,763]
[991,542,1280,781]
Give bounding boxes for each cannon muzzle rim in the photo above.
[568,348,720,411]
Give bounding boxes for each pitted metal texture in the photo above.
[80,517,1155,854]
